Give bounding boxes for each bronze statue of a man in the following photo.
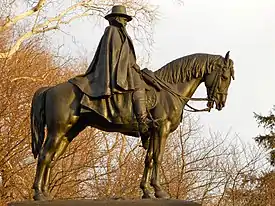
[69,5,149,141]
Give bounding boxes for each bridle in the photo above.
[183,66,227,112]
[145,65,229,113]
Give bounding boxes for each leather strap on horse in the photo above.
[141,69,220,113]
[183,68,223,112]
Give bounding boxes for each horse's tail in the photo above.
[31,87,50,159]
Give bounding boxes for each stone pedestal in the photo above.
[8,199,201,206]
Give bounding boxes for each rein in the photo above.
[153,68,222,113]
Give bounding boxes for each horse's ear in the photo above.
[225,51,230,65]
[231,68,235,80]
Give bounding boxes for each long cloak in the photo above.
[69,25,139,97]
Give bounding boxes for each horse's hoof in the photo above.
[43,191,52,199]
[142,194,155,199]
[142,192,155,199]
[155,190,170,199]
[33,192,51,201]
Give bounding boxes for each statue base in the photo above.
[8,199,201,206]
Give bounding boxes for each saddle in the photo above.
[79,69,161,125]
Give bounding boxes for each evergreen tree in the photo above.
[254,106,275,166]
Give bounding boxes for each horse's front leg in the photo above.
[140,136,154,199]
[151,121,171,199]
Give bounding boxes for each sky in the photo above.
[51,0,275,143]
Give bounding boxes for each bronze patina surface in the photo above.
[30,4,235,202]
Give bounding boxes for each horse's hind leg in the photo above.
[33,151,48,200]
[41,116,86,198]
[33,130,66,201]
[42,136,70,197]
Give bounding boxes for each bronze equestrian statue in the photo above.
[30,5,235,201]
[69,5,151,148]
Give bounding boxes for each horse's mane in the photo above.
[154,53,225,84]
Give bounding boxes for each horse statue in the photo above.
[31,52,234,200]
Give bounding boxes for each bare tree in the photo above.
[0,32,80,204]
[0,0,158,58]
[154,114,268,206]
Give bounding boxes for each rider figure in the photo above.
[69,5,149,148]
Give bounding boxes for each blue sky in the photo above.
[52,0,275,143]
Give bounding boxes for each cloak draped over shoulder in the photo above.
[69,25,141,97]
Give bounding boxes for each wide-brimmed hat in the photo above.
[105,5,132,22]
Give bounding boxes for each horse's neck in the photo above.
[173,78,203,99]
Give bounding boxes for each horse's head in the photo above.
[204,51,234,111]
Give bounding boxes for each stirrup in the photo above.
[138,121,149,134]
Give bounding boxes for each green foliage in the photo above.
[254,106,275,166]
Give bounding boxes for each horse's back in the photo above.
[46,81,73,94]
[33,86,51,98]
